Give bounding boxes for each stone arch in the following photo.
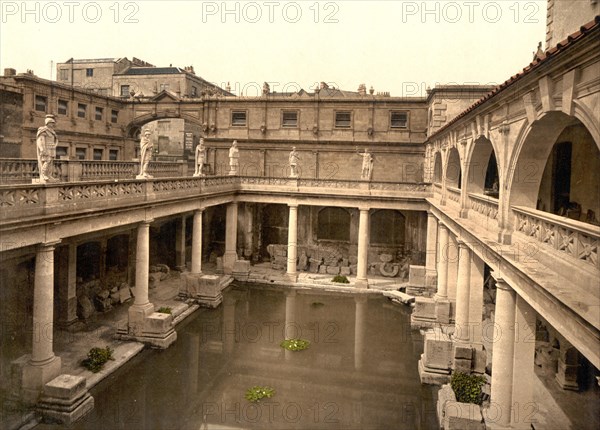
[370,210,405,245]
[445,147,462,189]
[317,207,351,241]
[466,137,499,196]
[508,111,600,218]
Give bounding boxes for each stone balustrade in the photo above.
[469,192,499,221]
[513,205,600,270]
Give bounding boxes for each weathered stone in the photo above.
[77,296,94,320]
[454,345,473,360]
[443,401,485,430]
[472,349,487,374]
[326,266,340,275]
[340,266,351,276]
[318,265,327,274]
[454,358,472,374]
[423,328,453,370]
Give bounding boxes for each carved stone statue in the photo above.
[194,138,206,177]
[36,115,59,183]
[289,147,299,178]
[359,148,373,180]
[228,140,239,176]
[137,130,153,179]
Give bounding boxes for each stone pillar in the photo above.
[175,215,187,271]
[99,239,107,279]
[556,341,581,391]
[223,202,238,274]
[19,241,63,402]
[354,295,367,370]
[191,210,203,274]
[488,275,516,429]
[286,204,299,281]
[454,241,471,344]
[129,221,154,335]
[58,244,78,328]
[468,254,485,345]
[435,224,451,324]
[356,208,369,288]
[425,212,438,286]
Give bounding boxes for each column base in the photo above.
[354,279,368,289]
[127,303,155,336]
[223,251,237,274]
[38,374,94,425]
[13,355,62,404]
[179,273,232,308]
[411,297,437,329]
[435,297,452,324]
[285,272,298,283]
[418,356,450,385]
[459,208,469,219]
[117,303,177,349]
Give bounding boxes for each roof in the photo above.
[120,67,184,75]
[428,16,600,141]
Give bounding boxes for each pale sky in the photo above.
[1,0,547,96]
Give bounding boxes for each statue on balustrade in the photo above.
[35,114,59,183]
[194,138,207,177]
[289,147,300,178]
[359,148,373,180]
[229,140,239,176]
[137,130,153,179]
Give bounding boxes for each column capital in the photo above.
[139,219,154,227]
[38,240,61,251]
[288,203,299,209]
[438,223,448,232]
[427,211,437,219]
[194,208,204,214]
[457,240,469,249]
[358,206,370,213]
[491,272,512,291]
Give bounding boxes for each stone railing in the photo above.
[469,192,498,221]
[513,205,600,270]
[0,176,432,222]
[447,186,461,203]
[0,159,187,183]
[433,182,442,194]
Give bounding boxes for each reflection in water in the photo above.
[45,284,439,429]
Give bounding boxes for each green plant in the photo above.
[331,275,349,284]
[245,386,275,402]
[157,306,172,314]
[82,346,114,373]
[280,338,310,351]
[450,372,486,405]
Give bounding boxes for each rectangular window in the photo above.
[191,86,197,97]
[282,111,298,128]
[95,107,103,121]
[86,68,93,77]
[390,111,408,128]
[77,103,87,118]
[75,148,86,160]
[335,111,352,128]
[111,110,119,123]
[59,69,69,81]
[58,99,68,115]
[35,95,47,112]
[93,149,103,160]
[120,85,130,97]
[109,149,119,161]
[231,110,247,126]
[56,146,68,159]
[160,83,169,92]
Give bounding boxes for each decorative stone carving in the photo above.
[289,147,299,178]
[228,141,239,176]
[193,138,206,177]
[136,129,153,179]
[359,148,373,180]
[35,115,59,183]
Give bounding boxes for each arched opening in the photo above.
[467,137,499,198]
[446,148,462,189]
[510,112,599,225]
[317,207,351,242]
[433,152,442,183]
[370,210,405,245]
[77,242,101,282]
[261,204,289,257]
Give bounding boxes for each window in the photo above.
[109,149,119,161]
[59,69,69,81]
[317,207,351,241]
[390,111,408,128]
[282,111,298,128]
[158,120,171,131]
[231,111,247,126]
[370,210,405,245]
[191,86,197,97]
[111,110,119,123]
[160,83,170,92]
[93,149,103,160]
[56,146,68,159]
[95,107,103,121]
[35,95,47,112]
[334,111,352,128]
[77,103,87,118]
[58,99,68,115]
[75,148,87,160]
[120,85,130,97]
[86,68,93,77]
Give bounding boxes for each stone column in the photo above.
[468,254,485,345]
[454,241,471,343]
[286,204,299,281]
[58,244,78,328]
[175,215,187,271]
[425,212,438,286]
[435,224,450,323]
[223,202,238,274]
[99,238,107,279]
[356,208,369,288]
[354,295,367,370]
[191,209,203,274]
[20,241,63,402]
[129,220,154,335]
[489,275,516,429]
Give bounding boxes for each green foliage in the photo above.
[331,275,349,284]
[280,338,310,351]
[245,386,275,402]
[82,346,114,373]
[157,306,172,314]
[450,372,486,405]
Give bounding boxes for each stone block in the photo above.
[454,358,472,374]
[326,266,340,275]
[340,266,351,276]
[472,349,487,374]
[443,401,485,430]
[42,375,86,400]
[409,265,425,286]
[435,299,451,324]
[454,345,473,360]
[318,265,327,274]
[422,328,453,371]
[437,384,456,427]
[143,313,173,336]
[412,297,436,321]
